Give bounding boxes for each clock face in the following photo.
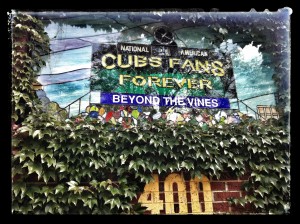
[154,26,174,45]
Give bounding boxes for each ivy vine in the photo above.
[11,12,50,124]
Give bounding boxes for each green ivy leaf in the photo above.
[55,184,66,195]
[254,199,265,209]
[110,187,120,196]
[255,185,269,197]
[129,160,135,170]
[181,160,194,170]
[43,170,56,183]
[33,130,42,139]
[13,182,26,197]
[56,162,67,173]
[27,162,43,179]
[245,195,256,203]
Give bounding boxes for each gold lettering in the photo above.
[190,176,213,214]
[200,79,212,89]
[134,55,147,68]
[119,74,131,85]
[148,76,161,87]
[164,173,188,214]
[169,58,181,68]
[195,60,210,73]
[101,53,116,69]
[162,78,173,88]
[132,75,146,86]
[174,79,186,88]
[211,60,225,76]
[117,54,133,68]
[138,173,214,214]
[188,79,198,89]
[138,174,163,214]
[181,59,196,71]
[149,57,162,67]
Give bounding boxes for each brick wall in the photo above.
[211,180,247,213]
[18,170,256,214]
[210,173,254,214]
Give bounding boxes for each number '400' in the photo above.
[138,173,213,214]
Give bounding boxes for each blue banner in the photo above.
[100,92,230,109]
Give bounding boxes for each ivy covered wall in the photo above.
[11,10,291,214]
